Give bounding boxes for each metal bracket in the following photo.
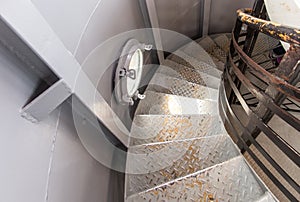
[119,68,136,79]
[133,90,146,100]
[143,44,153,51]
[21,79,72,122]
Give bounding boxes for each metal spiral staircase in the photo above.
[124,1,300,201]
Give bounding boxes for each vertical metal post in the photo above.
[145,0,165,64]
[202,0,211,36]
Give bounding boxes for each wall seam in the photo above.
[44,107,62,202]
[73,0,103,57]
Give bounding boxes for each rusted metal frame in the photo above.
[239,32,248,38]
[257,57,278,66]
[228,54,300,132]
[219,82,298,201]
[232,35,300,102]
[251,44,282,58]
[242,27,260,56]
[229,21,244,104]
[231,0,266,104]
[242,0,266,56]
[285,98,300,107]
[222,71,300,193]
[284,98,300,112]
[252,0,265,17]
[247,71,268,86]
[265,65,278,72]
[238,40,246,46]
[244,95,258,102]
[228,52,300,131]
[228,56,300,168]
[241,45,300,139]
[230,30,259,104]
[282,105,300,113]
[237,9,300,45]
[282,98,300,113]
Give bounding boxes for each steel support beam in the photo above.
[0,0,130,147]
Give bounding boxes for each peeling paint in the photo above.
[237,9,300,45]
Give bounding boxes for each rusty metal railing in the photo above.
[219,0,300,200]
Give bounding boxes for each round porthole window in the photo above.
[114,39,152,105]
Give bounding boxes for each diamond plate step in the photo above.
[135,91,218,116]
[126,156,268,202]
[147,73,219,100]
[167,50,222,78]
[212,34,231,53]
[210,33,231,41]
[125,135,240,197]
[159,60,220,88]
[255,192,278,202]
[178,41,217,68]
[129,114,226,146]
[196,35,227,64]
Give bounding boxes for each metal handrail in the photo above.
[220,2,300,201]
[232,34,300,102]
[237,8,300,45]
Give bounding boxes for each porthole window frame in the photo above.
[114,39,152,105]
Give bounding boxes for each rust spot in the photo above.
[237,8,300,45]
[279,34,291,41]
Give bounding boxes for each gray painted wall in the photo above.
[32,0,152,129]
[0,1,256,201]
[0,41,116,202]
[0,0,146,201]
[209,0,255,34]
[145,0,254,53]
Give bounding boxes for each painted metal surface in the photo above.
[31,0,99,53]
[127,156,268,202]
[21,79,72,122]
[209,0,255,34]
[72,0,145,63]
[130,114,225,146]
[0,44,60,201]
[202,0,212,36]
[145,0,165,64]
[0,0,131,147]
[114,39,147,105]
